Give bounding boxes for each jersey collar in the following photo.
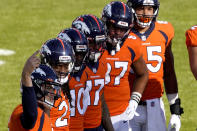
[131,22,155,41]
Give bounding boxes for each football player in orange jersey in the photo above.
[127,0,184,131]
[72,14,114,131]
[101,1,149,131]
[8,51,62,131]
[185,25,197,80]
[57,28,89,131]
[40,38,75,131]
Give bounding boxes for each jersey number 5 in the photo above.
[146,46,162,73]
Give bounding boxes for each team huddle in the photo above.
[8,0,197,131]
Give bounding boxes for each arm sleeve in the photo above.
[21,85,38,129]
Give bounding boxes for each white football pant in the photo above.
[129,98,167,131]
[109,110,130,131]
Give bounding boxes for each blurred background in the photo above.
[0,0,196,130]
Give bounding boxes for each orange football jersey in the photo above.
[8,104,52,131]
[69,67,88,131]
[50,91,70,131]
[101,35,142,117]
[83,61,107,129]
[129,21,174,101]
[186,25,197,47]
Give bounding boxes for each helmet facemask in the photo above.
[32,78,62,108]
[106,21,131,55]
[51,61,74,84]
[73,44,88,72]
[87,36,105,63]
[133,6,159,28]
[41,38,76,83]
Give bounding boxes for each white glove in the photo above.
[168,114,181,131]
[122,99,138,121]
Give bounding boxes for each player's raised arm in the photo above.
[21,50,40,129]
[21,50,40,87]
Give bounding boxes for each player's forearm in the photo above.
[21,85,38,129]
[132,56,149,94]
[190,67,197,80]
[132,71,148,95]
[21,72,33,87]
[164,43,178,93]
[164,73,178,94]
[101,93,114,131]
[163,51,178,93]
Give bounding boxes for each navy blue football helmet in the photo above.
[127,0,160,28]
[40,38,75,83]
[31,64,62,108]
[102,1,133,30]
[57,28,88,71]
[72,14,106,63]
[102,1,133,55]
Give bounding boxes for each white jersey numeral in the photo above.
[55,101,68,127]
[146,46,162,73]
[105,61,128,85]
[70,88,88,116]
[85,79,105,106]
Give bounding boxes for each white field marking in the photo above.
[0,49,15,66]
[0,60,5,65]
[0,49,15,56]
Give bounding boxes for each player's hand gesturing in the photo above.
[21,50,41,87]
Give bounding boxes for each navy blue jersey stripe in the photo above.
[38,111,45,131]
[158,30,168,46]
[128,46,136,61]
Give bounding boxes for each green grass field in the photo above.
[0,0,196,130]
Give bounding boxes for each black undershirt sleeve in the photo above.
[21,85,38,129]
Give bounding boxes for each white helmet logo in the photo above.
[73,21,90,35]
[103,4,112,17]
[34,68,46,77]
[58,32,72,43]
[41,44,51,55]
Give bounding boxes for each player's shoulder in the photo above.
[9,104,23,118]
[125,33,142,48]
[126,33,141,43]
[155,20,174,32]
[186,25,197,35]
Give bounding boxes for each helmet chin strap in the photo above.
[89,51,101,63]
[74,66,80,72]
[107,29,130,56]
[44,99,54,108]
[59,75,69,84]
[110,38,121,56]
[94,52,101,62]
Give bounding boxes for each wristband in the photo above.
[170,98,184,115]
[130,92,142,104]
